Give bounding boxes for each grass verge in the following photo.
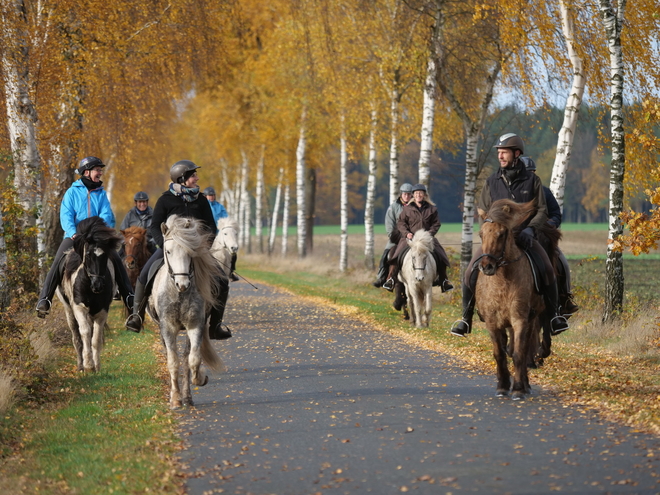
[239,253,660,437]
[0,306,182,495]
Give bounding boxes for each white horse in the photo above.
[211,217,239,277]
[148,215,225,409]
[57,217,122,372]
[398,230,436,328]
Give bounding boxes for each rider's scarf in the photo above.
[169,182,200,203]
[81,176,103,190]
[502,159,522,184]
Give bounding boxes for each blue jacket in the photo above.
[209,200,228,224]
[60,180,115,238]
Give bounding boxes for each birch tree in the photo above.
[281,183,290,257]
[364,105,379,269]
[295,109,307,258]
[255,146,265,253]
[339,114,348,272]
[268,167,284,255]
[600,0,626,322]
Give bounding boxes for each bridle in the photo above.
[82,244,107,286]
[163,238,194,282]
[479,218,523,268]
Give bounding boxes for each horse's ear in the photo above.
[161,222,168,235]
[477,208,487,220]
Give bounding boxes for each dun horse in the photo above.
[476,199,559,400]
[121,226,149,289]
[147,215,225,409]
[57,216,122,372]
[398,230,436,328]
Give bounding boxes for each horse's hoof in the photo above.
[201,375,209,386]
[170,401,183,409]
[496,390,509,398]
[527,361,538,369]
[512,392,525,401]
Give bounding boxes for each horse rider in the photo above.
[125,160,232,340]
[372,183,413,288]
[450,133,570,338]
[120,191,156,255]
[383,183,454,293]
[202,186,239,282]
[35,156,134,318]
[520,156,579,317]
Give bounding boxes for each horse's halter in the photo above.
[163,238,194,282]
[411,254,427,272]
[82,244,107,286]
[479,218,523,268]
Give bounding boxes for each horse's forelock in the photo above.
[487,199,535,229]
[411,230,433,251]
[217,217,239,233]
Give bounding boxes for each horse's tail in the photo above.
[201,329,226,373]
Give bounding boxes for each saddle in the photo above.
[524,249,543,294]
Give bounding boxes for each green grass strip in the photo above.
[14,308,181,495]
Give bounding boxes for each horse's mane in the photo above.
[487,199,562,266]
[217,216,239,233]
[73,216,123,254]
[163,215,221,306]
[123,225,147,241]
[410,229,434,252]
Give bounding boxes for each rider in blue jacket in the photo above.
[35,156,134,318]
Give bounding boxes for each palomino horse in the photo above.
[121,226,149,289]
[398,230,436,328]
[211,217,239,277]
[476,199,561,400]
[147,215,225,409]
[57,216,122,372]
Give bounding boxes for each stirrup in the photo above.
[382,278,395,291]
[230,272,239,282]
[35,299,51,318]
[550,315,569,336]
[450,319,470,337]
[441,280,454,293]
[125,314,143,333]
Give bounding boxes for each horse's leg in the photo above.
[405,285,417,326]
[161,323,183,409]
[90,313,105,373]
[73,306,95,372]
[182,336,194,407]
[60,301,84,371]
[510,318,531,400]
[413,288,425,328]
[423,284,433,327]
[187,325,208,388]
[488,327,511,396]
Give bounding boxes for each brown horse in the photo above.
[475,199,560,400]
[121,226,149,289]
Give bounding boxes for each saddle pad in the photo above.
[147,257,165,285]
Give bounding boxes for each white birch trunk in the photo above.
[255,146,265,253]
[364,106,378,270]
[549,0,586,210]
[339,114,348,272]
[601,0,626,322]
[220,160,235,216]
[418,8,441,189]
[389,88,400,205]
[0,209,6,309]
[296,108,307,258]
[460,129,480,276]
[240,151,250,253]
[281,183,290,257]
[269,168,284,255]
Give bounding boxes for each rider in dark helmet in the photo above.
[125,160,232,340]
[35,156,134,318]
[382,183,453,293]
[520,156,579,317]
[120,191,156,254]
[450,133,570,338]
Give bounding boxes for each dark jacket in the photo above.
[397,200,441,239]
[544,186,562,227]
[150,191,217,248]
[479,165,548,231]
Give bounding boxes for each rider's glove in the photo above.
[516,227,535,250]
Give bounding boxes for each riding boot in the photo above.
[229,252,239,282]
[545,281,569,336]
[382,264,398,292]
[110,250,135,312]
[393,282,406,311]
[450,268,478,337]
[125,280,147,333]
[557,251,579,316]
[373,248,390,287]
[209,278,232,340]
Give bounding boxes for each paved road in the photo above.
[177,282,660,494]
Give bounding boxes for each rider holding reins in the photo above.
[35,156,134,318]
[124,160,232,340]
[450,133,570,338]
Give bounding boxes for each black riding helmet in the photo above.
[519,156,536,171]
[493,133,525,154]
[134,191,149,201]
[170,160,200,184]
[411,183,427,193]
[76,156,105,175]
[203,186,216,197]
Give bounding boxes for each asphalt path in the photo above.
[177,281,660,495]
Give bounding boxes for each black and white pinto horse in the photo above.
[57,216,122,372]
[147,215,225,409]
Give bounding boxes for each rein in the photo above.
[480,218,524,268]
